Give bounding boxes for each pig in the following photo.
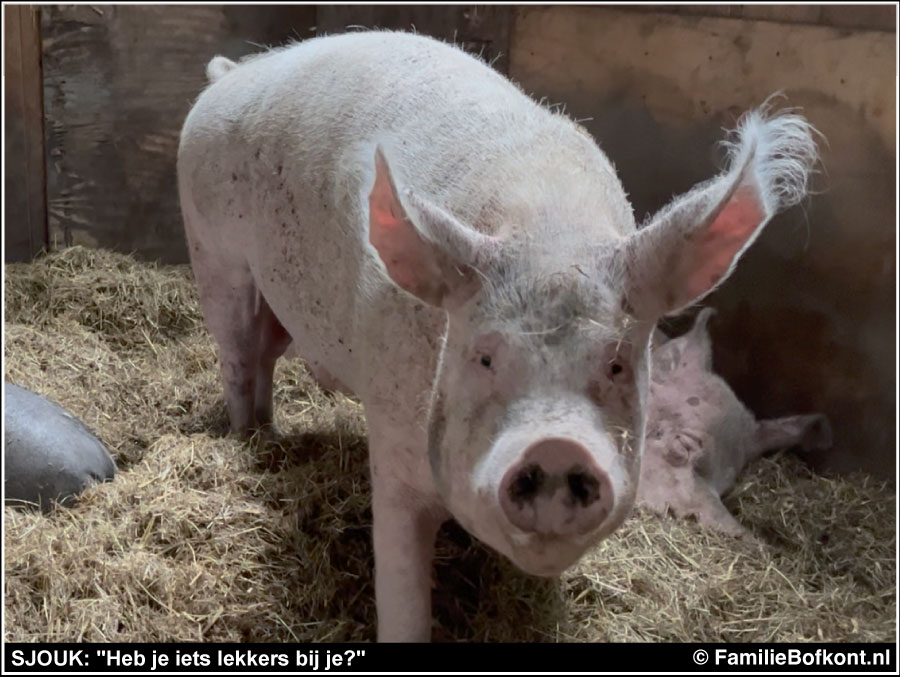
[639,308,833,535]
[176,31,819,641]
[5,382,117,512]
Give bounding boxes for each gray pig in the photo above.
[177,32,819,640]
[5,382,116,512]
[640,309,832,535]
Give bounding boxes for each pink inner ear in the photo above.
[369,157,444,303]
[683,183,767,298]
[370,197,429,293]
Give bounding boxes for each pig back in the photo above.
[180,31,628,246]
[178,31,631,401]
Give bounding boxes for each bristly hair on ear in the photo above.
[718,93,824,217]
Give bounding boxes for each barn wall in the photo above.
[508,6,895,477]
[29,4,508,264]
[19,4,893,265]
[4,5,46,262]
[38,4,315,263]
[615,4,896,31]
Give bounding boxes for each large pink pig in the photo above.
[177,32,819,640]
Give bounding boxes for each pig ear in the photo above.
[622,106,820,319]
[682,307,716,371]
[652,340,681,375]
[368,146,497,308]
[652,308,714,374]
[754,414,833,455]
[651,327,671,349]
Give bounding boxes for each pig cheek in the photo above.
[449,399,509,522]
[588,378,641,454]
[429,384,488,494]
[427,351,475,486]
[630,354,652,451]
[434,353,518,516]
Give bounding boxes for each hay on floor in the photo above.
[3,247,895,642]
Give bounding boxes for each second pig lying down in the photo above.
[639,308,833,536]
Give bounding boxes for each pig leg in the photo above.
[371,484,443,642]
[642,458,747,536]
[185,222,262,436]
[752,414,833,458]
[197,276,259,434]
[367,417,447,642]
[253,296,292,429]
[692,480,747,537]
[663,429,707,467]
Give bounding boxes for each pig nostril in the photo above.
[502,444,614,536]
[567,468,600,507]
[509,463,545,505]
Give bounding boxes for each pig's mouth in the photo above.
[450,492,626,578]
[447,502,585,577]
[495,488,637,577]
[503,526,610,577]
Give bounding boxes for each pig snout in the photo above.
[499,438,614,537]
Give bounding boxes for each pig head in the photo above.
[639,308,833,535]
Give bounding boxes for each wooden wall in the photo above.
[2,5,896,477]
[11,4,510,263]
[5,5,46,262]
[617,4,896,31]
[37,4,315,262]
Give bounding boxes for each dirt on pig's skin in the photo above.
[3,247,895,642]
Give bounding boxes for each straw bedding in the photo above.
[4,247,895,642]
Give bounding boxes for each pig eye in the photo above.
[609,361,624,377]
[472,331,505,372]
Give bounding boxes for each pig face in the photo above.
[368,149,654,575]
[426,254,654,576]
[367,105,819,575]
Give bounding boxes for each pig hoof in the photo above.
[245,422,285,446]
[800,415,833,451]
[228,419,281,440]
[663,430,704,466]
[227,426,256,441]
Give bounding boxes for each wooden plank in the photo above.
[621,5,744,20]
[614,4,895,32]
[735,5,825,24]
[4,5,47,262]
[819,5,896,32]
[317,5,512,74]
[41,5,315,263]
